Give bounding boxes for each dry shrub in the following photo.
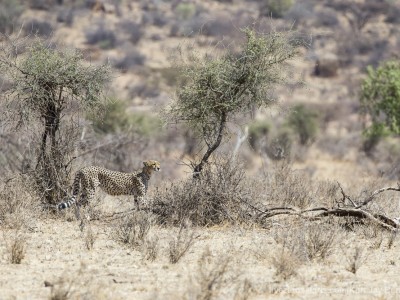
[169,226,196,264]
[48,264,114,300]
[111,211,154,249]
[233,279,252,300]
[271,247,300,280]
[272,220,341,263]
[303,222,340,261]
[0,176,40,230]
[153,158,253,226]
[186,249,232,300]
[265,163,330,209]
[5,231,27,264]
[142,235,159,262]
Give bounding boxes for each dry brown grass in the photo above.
[142,235,159,261]
[185,248,232,300]
[48,264,114,300]
[5,230,27,264]
[345,246,366,274]
[271,246,301,280]
[83,225,96,251]
[0,176,40,230]
[153,158,254,226]
[111,211,154,249]
[168,226,196,264]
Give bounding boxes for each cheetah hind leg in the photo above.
[76,192,91,231]
[134,196,142,210]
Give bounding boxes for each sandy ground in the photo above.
[2,208,400,300]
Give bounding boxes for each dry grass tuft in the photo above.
[303,222,340,261]
[271,247,300,280]
[187,248,232,300]
[272,220,342,263]
[345,246,366,274]
[5,231,27,264]
[169,226,196,264]
[83,225,96,251]
[48,264,115,300]
[142,235,159,261]
[111,211,154,249]
[0,176,40,230]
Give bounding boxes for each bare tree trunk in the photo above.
[193,112,227,178]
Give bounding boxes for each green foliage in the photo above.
[8,42,111,121]
[287,104,318,145]
[91,99,161,136]
[360,60,400,137]
[249,120,270,150]
[0,0,23,34]
[262,0,294,18]
[175,3,196,20]
[163,28,301,174]
[91,99,131,134]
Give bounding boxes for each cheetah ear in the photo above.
[143,161,149,167]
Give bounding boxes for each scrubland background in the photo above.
[1,0,400,299]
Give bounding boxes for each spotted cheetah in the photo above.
[57,160,161,211]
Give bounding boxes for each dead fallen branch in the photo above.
[254,206,398,231]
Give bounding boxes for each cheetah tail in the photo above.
[57,171,81,210]
[57,197,77,210]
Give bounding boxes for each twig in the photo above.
[355,185,400,209]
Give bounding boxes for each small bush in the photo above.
[130,82,160,98]
[248,120,270,151]
[287,104,319,145]
[314,8,339,27]
[153,158,252,226]
[314,54,339,78]
[271,247,300,280]
[260,0,293,18]
[168,227,196,264]
[142,235,159,262]
[118,20,143,44]
[272,221,341,263]
[85,25,117,49]
[0,0,24,34]
[90,99,160,136]
[175,3,196,20]
[0,176,39,230]
[5,231,27,264]
[188,249,231,300]
[202,18,233,37]
[25,19,54,37]
[56,8,74,26]
[112,212,154,249]
[48,264,111,299]
[90,99,131,134]
[303,222,339,261]
[113,51,146,71]
[142,11,168,27]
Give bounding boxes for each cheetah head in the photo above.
[143,160,161,173]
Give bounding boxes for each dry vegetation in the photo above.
[1,0,400,299]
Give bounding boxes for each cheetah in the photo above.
[57,160,161,212]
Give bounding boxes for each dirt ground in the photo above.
[2,195,400,300]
